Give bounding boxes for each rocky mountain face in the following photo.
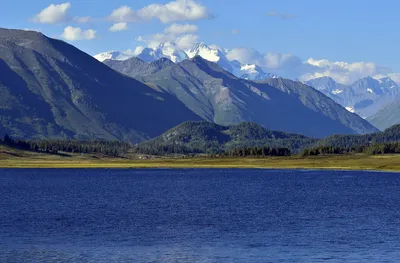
[306,76,400,118]
[138,56,378,138]
[0,28,201,141]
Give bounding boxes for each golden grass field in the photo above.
[1,145,400,171]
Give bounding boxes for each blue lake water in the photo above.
[1,168,400,262]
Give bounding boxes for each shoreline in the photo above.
[0,154,399,172]
[0,166,398,173]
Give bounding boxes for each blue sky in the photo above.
[1,0,399,83]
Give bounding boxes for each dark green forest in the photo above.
[301,142,400,156]
[0,135,131,157]
[1,122,400,157]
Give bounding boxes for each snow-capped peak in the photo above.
[136,42,189,63]
[241,64,262,73]
[185,42,224,62]
[94,42,278,81]
[233,64,278,80]
[94,51,134,62]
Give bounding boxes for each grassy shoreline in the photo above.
[0,146,399,171]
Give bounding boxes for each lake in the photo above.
[1,169,400,262]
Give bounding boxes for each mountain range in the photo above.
[306,76,400,120]
[96,42,277,81]
[105,54,378,137]
[97,43,400,131]
[0,28,201,142]
[0,28,384,142]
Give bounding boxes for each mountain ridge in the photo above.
[0,28,202,142]
[306,75,400,119]
[95,42,277,81]
[137,56,379,137]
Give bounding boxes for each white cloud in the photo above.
[226,48,262,65]
[33,2,71,24]
[108,6,133,22]
[74,16,91,23]
[108,0,212,24]
[136,32,199,50]
[137,22,199,49]
[61,26,96,41]
[175,34,199,49]
[209,44,223,51]
[226,48,301,69]
[164,23,198,35]
[130,46,145,56]
[225,47,400,84]
[109,22,128,32]
[301,59,393,84]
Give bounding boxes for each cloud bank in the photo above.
[33,2,71,24]
[61,26,96,41]
[109,22,128,32]
[225,47,398,84]
[108,0,213,24]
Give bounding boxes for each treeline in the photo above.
[134,141,291,157]
[318,125,400,149]
[134,143,203,155]
[302,142,400,156]
[226,147,291,157]
[0,135,131,157]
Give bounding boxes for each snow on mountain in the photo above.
[306,76,400,118]
[94,51,134,62]
[379,77,398,89]
[95,43,278,81]
[184,43,280,80]
[185,43,234,72]
[235,63,279,80]
[332,89,344,95]
[137,42,189,63]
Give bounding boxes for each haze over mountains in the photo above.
[306,76,400,120]
[0,28,394,142]
[368,101,400,130]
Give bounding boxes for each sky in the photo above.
[1,0,400,84]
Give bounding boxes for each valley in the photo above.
[1,144,399,171]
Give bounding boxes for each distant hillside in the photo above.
[306,76,400,118]
[139,56,378,138]
[317,124,400,148]
[0,28,201,142]
[367,101,400,130]
[137,122,400,156]
[136,121,317,154]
